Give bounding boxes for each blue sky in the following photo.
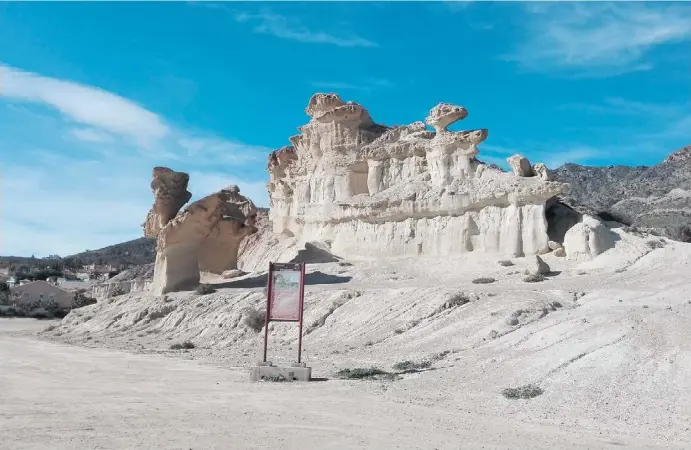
[1,1,690,257]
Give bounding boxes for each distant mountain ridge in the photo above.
[553,145,691,242]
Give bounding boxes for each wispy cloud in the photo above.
[1,64,170,146]
[559,97,689,118]
[311,78,392,93]
[68,127,115,143]
[235,10,377,48]
[0,64,271,257]
[506,2,691,76]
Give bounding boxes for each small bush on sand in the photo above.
[502,384,544,399]
[73,292,97,308]
[263,374,292,382]
[111,286,125,297]
[336,367,396,381]
[646,239,665,249]
[498,260,514,267]
[195,284,216,295]
[472,277,496,284]
[170,340,195,350]
[392,359,432,372]
[243,308,265,332]
[523,273,545,283]
[441,293,470,310]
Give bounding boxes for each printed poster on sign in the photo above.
[269,269,302,321]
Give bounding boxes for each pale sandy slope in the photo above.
[2,228,691,449]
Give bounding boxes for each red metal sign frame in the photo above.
[263,262,306,363]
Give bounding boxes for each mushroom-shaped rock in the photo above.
[143,167,192,238]
[425,103,468,133]
[507,154,534,177]
[151,185,258,295]
[305,93,345,118]
[563,215,616,261]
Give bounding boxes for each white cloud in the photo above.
[0,64,272,257]
[69,127,115,143]
[188,171,269,208]
[177,137,269,165]
[312,78,392,93]
[507,2,691,75]
[235,11,377,48]
[558,98,688,117]
[1,64,170,145]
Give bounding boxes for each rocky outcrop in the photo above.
[266,93,567,258]
[563,215,616,260]
[143,167,192,238]
[151,185,258,295]
[553,145,691,242]
[142,169,259,295]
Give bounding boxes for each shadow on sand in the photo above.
[215,271,352,289]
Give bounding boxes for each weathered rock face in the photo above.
[144,173,258,295]
[267,93,567,258]
[143,167,192,238]
[553,145,691,242]
[563,215,616,260]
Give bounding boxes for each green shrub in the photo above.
[336,367,395,380]
[195,284,216,295]
[502,384,544,399]
[392,360,432,372]
[170,340,195,350]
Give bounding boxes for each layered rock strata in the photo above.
[267,93,568,258]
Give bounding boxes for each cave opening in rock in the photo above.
[545,198,581,244]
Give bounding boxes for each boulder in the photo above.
[267,93,567,259]
[563,215,616,260]
[524,255,551,276]
[553,247,566,257]
[507,154,534,177]
[533,163,553,181]
[548,240,562,251]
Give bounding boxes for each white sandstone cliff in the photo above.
[266,93,568,259]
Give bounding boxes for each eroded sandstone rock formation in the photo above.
[144,168,258,294]
[143,167,192,238]
[267,93,568,258]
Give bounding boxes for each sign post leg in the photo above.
[297,263,306,364]
[263,263,273,363]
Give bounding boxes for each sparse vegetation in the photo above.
[263,374,292,382]
[111,286,125,297]
[646,239,665,249]
[243,308,265,332]
[498,260,514,267]
[170,340,195,350]
[441,292,470,310]
[195,284,216,295]
[472,277,496,284]
[392,359,432,372]
[502,384,544,399]
[73,289,98,308]
[336,367,396,381]
[523,273,545,283]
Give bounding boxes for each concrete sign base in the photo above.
[250,362,312,382]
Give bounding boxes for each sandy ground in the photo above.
[2,229,691,449]
[0,319,681,450]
